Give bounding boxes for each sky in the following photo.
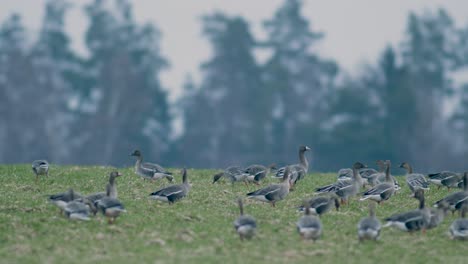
[1,0,468,102]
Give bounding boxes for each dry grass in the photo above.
[0,164,467,263]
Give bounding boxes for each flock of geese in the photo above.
[32,145,468,242]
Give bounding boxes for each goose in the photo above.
[434,173,468,214]
[338,160,385,187]
[64,199,96,221]
[32,160,49,181]
[130,150,173,182]
[150,168,191,203]
[335,162,366,205]
[400,162,430,193]
[233,198,257,240]
[274,146,310,188]
[427,171,462,191]
[427,201,450,230]
[357,202,381,241]
[384,189,430,233]
[244,163,276,184]
[49,188,82,214]
[360,160,396,204]
[95,184,126,224]
[298,194,340,216]
[83,171,122,210]
[296,201,322,241]
[213,166,249,184]
[449,203,468,240]
[315,162,366,195]
[247,166,291,207]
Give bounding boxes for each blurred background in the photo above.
[1,0,468,172]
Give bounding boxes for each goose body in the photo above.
[434,173,468,214]
[274,146,310,187]
[95,182,126,224]
[213,166,250,184]
[233,198,256,240]
[49,189,82,212]
[130,150,173,182]
[384,190,430,232]
[357,202,381,241]
[247,166,291,207]
[150,169,191,203]
[64,199,95,221]
[428,171,461,190]
[449,204,468,240]
[360,161,396,204]
[244,164,276,184]
[297,204,322,241]
[298,194,340,216]
[32,160,49,181]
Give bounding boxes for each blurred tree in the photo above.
[180,13,268,167]
[262,0,338,166]
[29,0,81,163]
[0,14,38,162]
[78,0,171,165]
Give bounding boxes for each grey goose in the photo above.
[233,198,257,241]
[150,168,191,203]
[434,172,468,214]
[95,183,126,224]
[274,146,310,188]
[213,166,250,184]
[64,199,96,221]
[32,160,49,181]
[427,171,462,191]
[384,189,430,233]
[335,162,366,205]
[247,166,291,207]
[399,162,430,193]
[449,203,468,240]
[360,160,396,204]
[130,150,173,182]
[296,201,322,241]
[49,188,82,214]
[243,163,276,184]
[298,194,340,216]
[357,202,381,242]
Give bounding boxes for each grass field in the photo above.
[0,164,467,264]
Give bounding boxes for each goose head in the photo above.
[399,162,411,171]
[109,171,122,179]
[352,162,366,170]
[130,150,141,157]
[299,146,311,153]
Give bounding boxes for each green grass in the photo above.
[0,165,467,264]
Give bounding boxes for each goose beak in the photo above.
[117,172,123,176]
[305,146,311,151]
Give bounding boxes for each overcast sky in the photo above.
[1,0,468,101]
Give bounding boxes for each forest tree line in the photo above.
[2,0,468,172]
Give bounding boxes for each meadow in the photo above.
[0,164,467,264]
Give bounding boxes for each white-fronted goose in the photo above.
[296,201,322,241]
[32,160,49,181]
[213,166,250,184]
[274,146,310,188]
[64,199,96,221]
[428,171,462,191]
[316,163,366,195]
[233,198,257,240]
[83,171,121,211]
[357,202,381,241]
[130,150,173,182]
[384,189,430,233]
[150,168,191,203]
[449,203,468,240]
[95,184,126,224]
[247,166,291,207]
[427,201,450,230]
[298,194,340,216]
[335,162,366,204]
[400,162,430,193]
[434,173,468,214]
[360,160,396,204]
[244,164,276,184]
[49,188,82,214]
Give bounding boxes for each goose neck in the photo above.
[299,151,308,170]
